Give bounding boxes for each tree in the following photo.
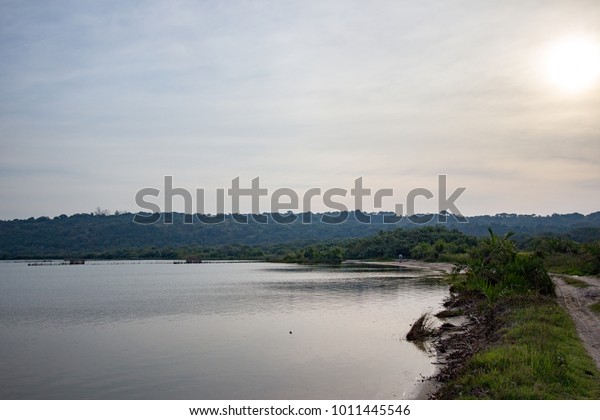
[93,206,111,216]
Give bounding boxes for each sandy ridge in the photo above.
[552,274,600,370]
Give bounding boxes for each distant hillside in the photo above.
[1,211,600,259]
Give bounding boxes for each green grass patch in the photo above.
[544,253,595,276]
[444,296,600,399]
[590,302,600,314]
[561,277,590,288]
[439,253,471,264]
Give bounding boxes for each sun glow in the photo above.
[544,35,600,93]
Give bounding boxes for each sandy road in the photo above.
[552,274,600,370]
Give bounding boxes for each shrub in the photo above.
[465,229,554,303]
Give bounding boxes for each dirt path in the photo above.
[552,274,600,370]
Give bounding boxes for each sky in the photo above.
[1,0,599,219]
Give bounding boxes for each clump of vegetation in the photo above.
[406,313,435,342]
[342,226,477,262]
[590,302,600,314]
[273,226,478,265]
[462,229,554,312]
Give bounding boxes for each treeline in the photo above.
[522,236,600,275]
[2,219,599,275]
[343,226,476,260]
[279,226,476,264]
[2,211,600,259]
[2,226,475,264]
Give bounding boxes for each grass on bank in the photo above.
[442,296,600,399]
[437,229,600,399]
[590,302,600,314]
[560,276,590,288]
[544,251,600,276]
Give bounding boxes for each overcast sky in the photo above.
[1,0,599,219]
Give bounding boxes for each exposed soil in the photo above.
[552,274,600,370]
[406,313,436,342]
[424,291,499,399]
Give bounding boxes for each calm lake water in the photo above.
[0,261,448,399]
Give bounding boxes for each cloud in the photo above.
[1,0,600,218]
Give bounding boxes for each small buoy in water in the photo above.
[289,331,292,334]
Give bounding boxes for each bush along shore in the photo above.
[416,229,600,399]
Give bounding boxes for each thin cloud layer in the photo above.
[1,0,599,218]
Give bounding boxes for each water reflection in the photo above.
[0,261,448,399]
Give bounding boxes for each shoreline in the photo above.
[346,259,455,274]
[426,277,600,399]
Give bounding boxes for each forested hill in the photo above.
[1,211,600,259]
